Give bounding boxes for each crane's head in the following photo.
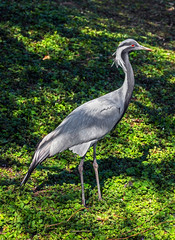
[118,39,152,53]
[112,39,152,71]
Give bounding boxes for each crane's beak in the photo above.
[139,45,152,51]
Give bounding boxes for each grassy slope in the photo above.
[0,0,175,239]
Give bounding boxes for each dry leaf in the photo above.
[43,55,51,60]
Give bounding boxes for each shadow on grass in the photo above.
[0,0,174,202]
[0,2,174,239]
[0,0,174,146]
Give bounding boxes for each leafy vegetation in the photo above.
[0,0,175,239]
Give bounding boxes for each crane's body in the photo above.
[46,87,127,157]
[21,39,151,206]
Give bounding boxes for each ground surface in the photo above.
[0,0,175,239]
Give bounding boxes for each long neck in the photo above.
[121,52,135,110]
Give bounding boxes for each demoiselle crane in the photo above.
[21,39,152,206]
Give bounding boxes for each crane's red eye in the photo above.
[131,44,135,47]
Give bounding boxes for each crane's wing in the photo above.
[49,94,123,156]
[21,92,123,185]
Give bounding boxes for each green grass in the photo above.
[0,0,175,239]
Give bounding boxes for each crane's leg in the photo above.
[78,156,86,206]
[93,143,102,201]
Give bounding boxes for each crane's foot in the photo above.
[82,199,86,206]
[98,197,105,204]
[82,201,89,208]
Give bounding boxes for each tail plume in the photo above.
[21,141,50,186]
[21,160,39,186]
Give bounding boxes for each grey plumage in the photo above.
[21,39,151,206]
